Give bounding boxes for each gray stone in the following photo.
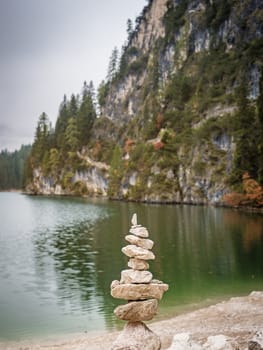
[129,226,149,238]
[114,299,158,321]
[125,235,154,250]
[122,245,155,260]
[248,331,263,350]
[111,321,161,350]
[167,333,202,350]
[128,258,149,271]
[120,269,153,284]
[111,282,169,300]
[203,335,238,350]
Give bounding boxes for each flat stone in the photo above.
[131,213,137,226]
[122,245,155,260]
[120,269,153,284]
[111,282,169,300]
[128,258,149,271]
[114,299,158,321]
[125,234,154,250]
[129,226,149,238]
[111,321,161,350]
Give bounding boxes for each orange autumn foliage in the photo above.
[153,140,164,150]
[124,138,135,154]
[223,172,263,207]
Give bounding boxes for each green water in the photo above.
[0,192,262,340]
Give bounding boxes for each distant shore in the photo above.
[1,291,262,350]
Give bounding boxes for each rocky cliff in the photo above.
[29,0,263,204]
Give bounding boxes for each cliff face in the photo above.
[98,0,263,204]
[30,0,263,204]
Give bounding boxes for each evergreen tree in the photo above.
[77,81,97,146]
[65,117,80,151]
[55,94,70,149]
[126,18,134,42]
[231,83,260,183]
[97,80,109,110]
[31,112,51,165]
[107,47,119,82]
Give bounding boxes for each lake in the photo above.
[0,192,262,340]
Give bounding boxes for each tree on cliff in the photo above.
[31,112,52,166]
[77,81,96,145]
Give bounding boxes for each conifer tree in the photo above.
[55,95,70,150]
[107,47,119,82]
[32,112,51,165]
[77,81,96,146]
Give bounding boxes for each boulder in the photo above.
[248,331,263,350]
[122,245,155,260]
[111,282,169,300]
[125,234,154,250]
[203,335,238,350]
[128,258,149,271]
[167,333,202,350]
[111,321,161,350]
[114,299,158,321]
[120,269,153,284]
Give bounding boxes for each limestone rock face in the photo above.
[120,269,153,284]
[125,234,154,250]
[114,299,158,321]
[111,282,169,300]
[122,245,155,260]
[128,258,150,271]
[111,321,161,350]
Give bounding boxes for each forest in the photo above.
[0,145,31,190]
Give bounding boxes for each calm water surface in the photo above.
[0,192,263,340]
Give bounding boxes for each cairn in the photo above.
[110,213,169,350]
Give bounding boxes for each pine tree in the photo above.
[77,81,97,146]
[65,117,80,151]
[55,95,70,150]
[32,112,51,165]
[126,18,134,42]
[107,47,119,82]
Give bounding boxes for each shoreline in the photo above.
[6,190,263,214]
[1,291,262,350]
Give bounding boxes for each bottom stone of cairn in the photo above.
[111,321,161,350]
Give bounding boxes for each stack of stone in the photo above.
[110,213,168,350]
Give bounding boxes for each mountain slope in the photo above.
[28,0,263,205]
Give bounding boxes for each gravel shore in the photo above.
[1,291,262,350]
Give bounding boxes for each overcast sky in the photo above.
[0,0,147,152]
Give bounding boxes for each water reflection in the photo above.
[1,193,262,339]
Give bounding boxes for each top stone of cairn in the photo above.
[130,214,149,238]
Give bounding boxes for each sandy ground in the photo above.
[1,291,262,350]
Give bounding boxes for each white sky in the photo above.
[0,0,147,151]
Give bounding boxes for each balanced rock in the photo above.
[125,234,154,250]
[111,321,161,350]
[114,299,158,321]
[120,269,153,284]
[128,258,149,271]
[111,282,168,300]
[122,244,155,260]
[129,226,149,238]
